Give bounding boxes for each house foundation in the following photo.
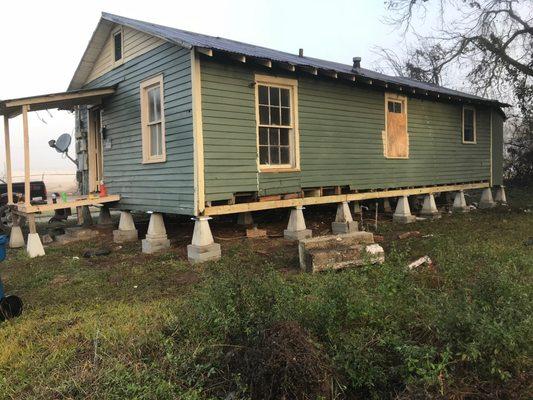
[332,201,358,234]
[452,190,469,213]
[352,201,362,215]
[478,188,496,209]
[382,198,392,213]
[187,216,221,263]
[420,194,441,219]
[97,205,113,227]
[494,186,507,204]
[9,225,24,248]
[284,206,312,240]
[80,205,93,227]
[141,213,170,254]
[393,196,416,224]
[113,211,138,243]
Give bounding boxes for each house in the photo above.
[0,12,508,261]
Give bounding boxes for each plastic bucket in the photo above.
[0,235,7,262]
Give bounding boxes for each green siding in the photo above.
[491,112,504,186]
[201,58,496,202]
[84,43,195,214]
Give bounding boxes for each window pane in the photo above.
[280,146,290,164]
[114,32,122,61]
[148,86,161,122]
[259,105,269,125]
[269,87,280,106]
[281,107,290,126]
[281,89,290,107]
[270,146,280,164]
[269,128,279,145]
[259,127,268,145]
[388,101,394,113]
[464,128,474,142]
[259,146,269,164]
[280,129,289,145]
[258,85,269,105]
[270,106,280,125]
[394,102,402,113]
[150,123,162,156]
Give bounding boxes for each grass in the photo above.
[0,186,531,399]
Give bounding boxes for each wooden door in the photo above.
[386,97,408,158]
[88,108,104,192]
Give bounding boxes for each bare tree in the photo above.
[383,0,533,182]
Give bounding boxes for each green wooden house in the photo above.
[0,12,508,260]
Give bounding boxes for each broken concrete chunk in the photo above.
[56,227,99,244]
[41,234,54,245]
[246,226,268,238]
[298,232,383,273]
[398,231,421,240]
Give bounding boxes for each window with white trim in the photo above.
[140,75,166,163]
[462,106,476,143]
[256,75,299,171]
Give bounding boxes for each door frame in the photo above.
[87,107,104,193]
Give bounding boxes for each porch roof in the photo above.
[0,86,116,118]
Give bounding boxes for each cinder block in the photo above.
[284,229,312,241]
[332,221,358,234]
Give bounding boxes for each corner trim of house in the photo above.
[191,48,205,216]
[489,108,493,186]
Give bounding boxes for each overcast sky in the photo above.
[0,0,408,178]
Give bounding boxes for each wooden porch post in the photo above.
[3,115,13,204]
[22,104,30,206]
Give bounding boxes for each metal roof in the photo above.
[70,12,508,108]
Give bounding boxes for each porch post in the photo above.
[22,105,30,206]
[3,115,13,204]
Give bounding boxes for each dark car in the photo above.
[0,180,47,232]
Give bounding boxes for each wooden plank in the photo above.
[204,182,489,216]
[5,87,116,108]
[22,105,30,206]
[192,49,206,215]
[3,116,13,204]
[17,194,120,214]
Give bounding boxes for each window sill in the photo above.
[384,156,409,160]
[142,157,166,164]
[259,167,300,174]
[462,140,477,145]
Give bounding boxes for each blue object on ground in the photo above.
[0,234,7,262]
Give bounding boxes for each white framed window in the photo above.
[255,75,300,172]
[140,75,166,163]
[462,106,476,144]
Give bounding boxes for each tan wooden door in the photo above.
[88,108,104,192]
[386,98,408,158]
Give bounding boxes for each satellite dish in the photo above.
[54,133,72,153]
[48,133,77,166]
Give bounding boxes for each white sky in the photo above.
[0,0,407,178]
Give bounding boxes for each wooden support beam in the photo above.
[22,105,30,206]
[320,70,338,79]
[277,62,296,72]
[203,182,489,216]
[27,213,37,234]
[228,53,246,63]
[197,47,213,57]
[253,58,272,68]
[300,66,318,75]
[3,116,13,204]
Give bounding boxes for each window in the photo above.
[384,94,409,158]
[462,106,476,143]
[255,75,299,171]
[113,29,123,63]
[140,75,166,163]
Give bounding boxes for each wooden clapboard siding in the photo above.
[85,25,166,85]
[83,42,194,214]
[491,112,504,186]
[201,57,501,202]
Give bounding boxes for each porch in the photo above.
[1,86,120,257]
